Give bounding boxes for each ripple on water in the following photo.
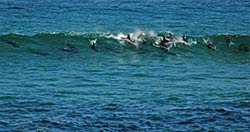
[167,106,250,130]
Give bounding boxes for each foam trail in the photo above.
[203,38,210,45]
[174,36,192,47]
[90,38,97,45]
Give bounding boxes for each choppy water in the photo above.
[1,0,250,35]
[0,0,250,132]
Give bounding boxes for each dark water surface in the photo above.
[0,0,250,131]
[1,0,250,35]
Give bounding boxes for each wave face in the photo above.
[0,32,249,63]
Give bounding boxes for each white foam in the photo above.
[89,38,97,45]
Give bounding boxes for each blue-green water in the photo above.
[0,0,250,131]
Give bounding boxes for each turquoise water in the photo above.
[0,0,250,131]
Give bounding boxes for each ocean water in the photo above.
[0,0,250,131]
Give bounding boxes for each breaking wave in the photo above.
[0,31,249,63]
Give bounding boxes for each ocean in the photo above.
[0,0,250,131]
